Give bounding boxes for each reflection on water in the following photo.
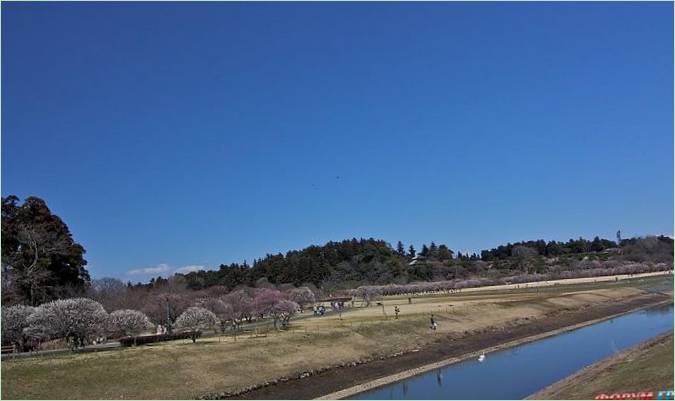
[354,305,674,400]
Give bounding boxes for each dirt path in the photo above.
[218,293,672,400]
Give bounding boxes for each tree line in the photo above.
[2,284,315,351]
[2,195,673,307]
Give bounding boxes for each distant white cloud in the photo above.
[127,263,172,276]
[175,265,206,274]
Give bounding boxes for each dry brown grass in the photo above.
[1,276,669,399]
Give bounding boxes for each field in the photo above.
[1,274,672,400]
[530,331,674,399]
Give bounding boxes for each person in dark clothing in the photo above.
[430,314,437,330]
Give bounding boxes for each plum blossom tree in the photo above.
[288,287,315,312]
[253,288,285,317]
[270,300,299,329]
[142,293,189,334]
[196,297,234,333]
[354,286,381,306]
[24,298,108,349]
[1,304,35,351]
[107,309,152,338]
[175,307,218,343]
[222,290,254,336]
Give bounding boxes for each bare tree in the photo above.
[4,223,73,306]
[88,278,129,311]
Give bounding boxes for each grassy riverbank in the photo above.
[2,274,671,399]
[530,331,674,400]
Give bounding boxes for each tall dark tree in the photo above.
[396,241,405,256]
[408,245,416,258]
[437,244,453,260]
[429,242,438,258]
[420,244,430,257]
[1,196,89,305]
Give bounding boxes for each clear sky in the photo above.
[2,2,673,282]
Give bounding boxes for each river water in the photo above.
[353,304,673,400]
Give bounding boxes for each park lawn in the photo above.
[1,277,668,399]
[531,332,674,399]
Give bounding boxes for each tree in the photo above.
[87,278,128,312]
[222,289,254,329]
[255,277,275,289]
[25,298,108,349]
[396,241,405,256]
[1,304,35,351]
[429,242,438,258]
[420,244,430,257]
[253,288,285,317]
[2,196,90,306]
[288,287,315,312]
[590,236,605,252]
[408,245,416,258]
[270,300,299,329]
[142,293,189,334]
[512,246,538,274]
[354,286,381,306]
[437,245,453,261]
[196,297,234,333]
[107,309,152,338]
[175,307,218,343]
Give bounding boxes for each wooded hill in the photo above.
[173,235,673,291]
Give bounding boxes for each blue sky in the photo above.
[2,2,673,282]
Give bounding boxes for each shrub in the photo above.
[119,331,201,347]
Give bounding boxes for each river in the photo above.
[353,304,674,400]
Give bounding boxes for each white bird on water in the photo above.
[478,353,486,362]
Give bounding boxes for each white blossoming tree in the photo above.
[25,298,108,349]
[1,304,35,351]
[270,300,299,329]
[196,297,235,334]
[289,287,315,312]
[174,307,218,343]
[107,309,152,339]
